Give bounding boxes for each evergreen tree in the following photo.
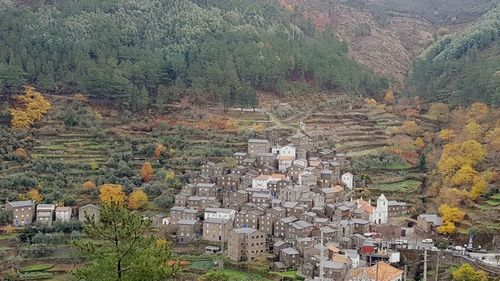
[73,203,178,281]
[418,153,426,172]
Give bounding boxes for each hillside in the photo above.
[0,0,387,110]
[279,0,435,84]
[278,0,497,86]
[407,6,500,105]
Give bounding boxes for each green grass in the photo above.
[0,233,18,240]
[485,200,500,207]
[371,179,421,191]
[489,194,500,200]
[219,269,271,281]
[270,270,303,280]
[20,264,54,273]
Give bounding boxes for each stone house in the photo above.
[231,165,249,176]
[190,174,211,185]
[177,219,201,244]
[78,203,100,222]
[287,220,313,240]
[256,153,275,167]
[273,240,292,257]
[416,214,442,234]
[274,216,298,238]
[250,193,272,206]
[280,247,301,268]
[194,183,217,197]
[201,162,217,177]
[203,218,233,242]
[387,201,409,217]
[36,204,55,226]
[233,152,248,164]
[248,139,271,156]
[55,206,72,222]
[187,196,219,209]
[222,190,248,210]
[234,211,259,229]
[227,228,267,262]
[257,164,276,175]
[318,170,333,188]
[6,200,35,227]
[218,174,240,192]
[288,164,305,181]
[258,213,276,235]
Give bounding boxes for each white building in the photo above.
[55,206,72,222]
[204,208,236,220]
[272,144,296,160]
[341,172,354,190]
[356,194,389,225]
[278,155,294,172]
[252,174,287,189]
[343,249,360,268]
[373,194,388,224]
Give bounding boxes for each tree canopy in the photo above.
[0,0,387,110]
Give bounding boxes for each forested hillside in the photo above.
[407,6,500,105]
[0,0,387,110]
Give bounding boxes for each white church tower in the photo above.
[374,194,388,224]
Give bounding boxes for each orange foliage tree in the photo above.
[99,184,126,205]
[14,148,29,159]
[140,162,154,182]
[9,86,51,129]
[415,137,425,150]
[154,144,166,159]
[82,180,97,193]
[128,190,148,210]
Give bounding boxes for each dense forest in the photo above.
[0,0,387,110]
[407,6,500,106]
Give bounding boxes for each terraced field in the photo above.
[303,106,402,156]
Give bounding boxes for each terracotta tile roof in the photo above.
[278,155,293,161]
[358,204,375,214]
[271,173,286,179]
[331,185,343,192]
[367,262,403,281]
[330,254,351,265]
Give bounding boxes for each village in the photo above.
[4,129,462,281]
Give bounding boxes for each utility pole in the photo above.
[320,227,324,281]
[423,249,428,281]
[435,255,439,281]
[404,264,408,281]
[376,261,379,281]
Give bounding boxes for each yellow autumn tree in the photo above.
[437,204,465,234]
[140,162,154,182]
[469,180,487,201]
[427,103,450,123]
[384,89,395,105]
[415,137,425,150]
[99,184,126,205]
[9,86,52,129]
[25,189,42,203]
[451,165,478,187]
[154,144,166,159]
[401,120,421,136]
[465,121,483,140]
[438,129,455,142]
[128,190,148,210]
[438,140,486,178]
[165,170,176,181]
